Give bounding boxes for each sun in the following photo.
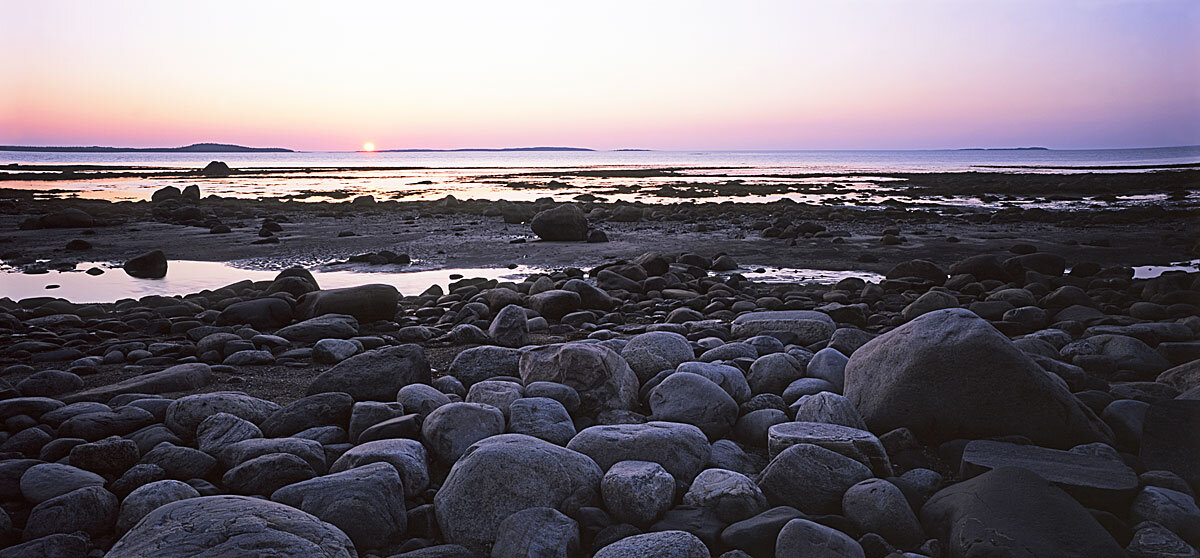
[362,142,376,152]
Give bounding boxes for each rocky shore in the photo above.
[0,181,1198,557]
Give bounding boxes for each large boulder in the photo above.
[115,480,199,534]
[449,345,523,387]
[420,402,505,465]
[491,507,580,558]
[434,434,602,554]
[519,343,639,415]
[921,467,1126,558]
[775,518,865,558]
[757,443,871,515]
[123,250,168,279]
[63,363,213,404]
[329,438,430,497]
[307,344,430,401]
[106,495,355,557]
[164,392,279,438]
[260,392,355,439]
[648,372,738,440]
[23,486,118,541]
[217,298,293,329]
[1140,400,1200,491]
[277,314,359,343]
[593,530,709,558]
[296,284,399,323]
[844,308,1111,448]
[621,331,695,383]
[530,204,589,241]
[731,311,835,345]
[886,259,947,285]
[567,422,711,488]
[271,462,408,551]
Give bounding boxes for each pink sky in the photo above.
[2,1,1198,150]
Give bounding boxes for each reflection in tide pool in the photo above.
[1132,259,1200,279]
[0,260,894,304]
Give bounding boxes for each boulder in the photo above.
[329,438,429,497]
[123,250,168,279]
[116,480,199,533]
[731,311,835,345]
[307,344,430,401]
[165,392,280,438]
[960,440,1138,508]
[844,308,1112,448]
[601,460,675,526]
[449,345,523,387]
[775,518,865,558]
[271,462,408,550]
[106,495,355,557]
[20,463,104,504]
[757,443,871,515]
[434,434,602,554]
[260,392,355,438]
[920,467,1126,558]
[842,478,923,549]
[491,507,580,558]
[421,402,505,465]
[222,453,316,496]
[567,421,711,488]
[593,530,709,558]
[507,397,576,446]
[682,468,768,523]
[530,204,589,241]
[768,421,892,476]
[1140,400,1200,491]
[648,372,738,440]
[217,298,293,329]
[296,284,400,323]
[489,304,530,348]
[886,259,947,285]
[23,486,118,541]
[519,343,639,415]
[62,363,213,404]
[277,314,359,343]
[621,331,695,383]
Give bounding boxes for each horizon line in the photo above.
[3,142,1200,153]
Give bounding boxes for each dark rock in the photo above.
[123,250,167,279]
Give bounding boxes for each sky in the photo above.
[1,0,1198,151]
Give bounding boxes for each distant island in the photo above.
[614,149,652,152]
[957,147,1050,151]
[0,143,293,153]
[377,146,595,153]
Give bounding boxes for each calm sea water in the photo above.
[4,146,1199,172]
[3,146,1197,205]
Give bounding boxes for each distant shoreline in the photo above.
[0,143,292,153]
[375,147,596,153]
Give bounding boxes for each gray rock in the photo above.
[277,314,359,343]
[223,452,316,496]
[61,363,213,404]
[567,421,711,489]
[781,378,836,405]
[621,331,695,383]
[731,311,836,345]
[313,338,360,364]
[677,361,751,404]
[23,486,118,541]
[295,284,400,323]
[747,353,805,396]
[491,507,580,558]
[601,460,676,526]
[0,533,88,558]
[828,328,877,357]
[768,421,892,476]
[805,348,849,393]
[139,443,216,480]
[508,397,576,446]
[217,298,293,329]
[525,381,581,413]
[106,495,355,557]
[788,391,867,430]
[397,383,452,418]
[527,290,582,321]
[1126,521,1199,558]
[649,372,738,440]
[757,443,871,515]
[1129,486,1200,544]
[421,402,506,464]
[20,463,104,504]
[271,462,408,550]
[260,392,355,439]
[920,467,1125,558]
[307,344,430,401]
[960,440,1138,508]
[467,380,525,418]
[116,479,199,533]
[530,204,589,241]
[434,434,602,554]
[593,530,709,558]
[449,345,523,387]
[901,290,959,321]
[774,518,865,558]
[519,343,639,415]
[489,304,531,348]
[348,401,406,442]
[682,468,768,523]
[329,438,429,497]
[165,392,279,438]
[124,250,167,279]
[217,437,326,474]
[842,478,924,549]
[844,308,1112,448]
[1141,400,1200,492]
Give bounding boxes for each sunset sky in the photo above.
[2,0,1198,151]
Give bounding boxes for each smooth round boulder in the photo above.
[682,468,768,523]
[434,434,603,554]
[842,478,923,549]
[329,438,429,497]
[648,372,738,440]
[20,463,104,504]
[507,397,576,446]
[116,480,199,533]
[421,402,505,465]
[295,284,400,323]
[106,495,355,557]
[757,443,871,515]
[601,460,675,526]
[593,530,709,558]
[307,344,431,401]
[844,308,1112,448]
[124,250,167,279]
[530,204,589,241]
[165,392,280,439]
[621,332,695,383]
[519,343,639,416]
[567,422,711,489]
[23,486,118,541]
[775,518,865,558]
[271,462,407,551]
[491,507,580,558]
